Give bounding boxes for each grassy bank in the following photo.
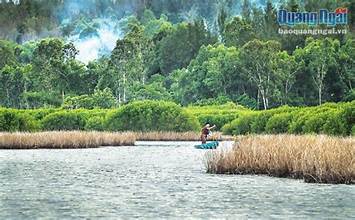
[0,131,232,149]
[135,131,233,141]
[0,131,136,149]
[1,101,354,137]
[205,135,355,184]
[222,102,354,136]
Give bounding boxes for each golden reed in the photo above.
[135,131,232,141]
[0,131,136,149]
[205,135,354,184]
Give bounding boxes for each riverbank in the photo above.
[135,131,233,141]
[0,132,136,149]
[205,134,355,184]
[0,131,233,149]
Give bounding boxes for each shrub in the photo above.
[85,116,104,131]
[41,111,87,130]
[25,108,58,120]
[0,109,20,132]
[222,113,256,135]
[250,106,295,133]
[250,111,274,133]
[342,102,355,134]
[288,109,312,134]
[221,122,234,135]
[63,88,118,109]
[105,101,200,132]
[265,112,293,134]
[196,114,238,130]
[321,109,348,136]
[186,103,247,129]
[303,112,330,134]
[0,109,38,132]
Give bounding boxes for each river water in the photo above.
[0,141,354,219]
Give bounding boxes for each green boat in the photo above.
[194,141,219,149]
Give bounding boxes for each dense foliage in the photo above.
[185,102,248,130]
[222,101,355,136]
[1,100,353,136]
[0,101,201,132]
[0,0,353,110]
[105,101,200,132]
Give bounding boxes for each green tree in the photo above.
[0,40,18,69]
[223,17,255,47]
[131,74,172,101]
[241,0,251,21]
[30,38,79,102]
[105,24,154,103]
[240,39,281,109]
[274,51,299,105]
[0,64,30,108]
[158,20,217,75]
[294,38,340,105]
[172,44,241,105]
[339,38,355,92]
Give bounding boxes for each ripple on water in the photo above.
[0,141,354,219]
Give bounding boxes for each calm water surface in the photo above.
[0,141,354,219]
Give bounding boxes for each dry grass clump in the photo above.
[206,135,355,184]
[0,131,136,149]
[135,131,231,141]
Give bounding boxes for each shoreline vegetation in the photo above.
[1,101,353,137]
[205,135,355,184]
[0,131,136,149]
[0,131,232,149]
[135,131,233,141]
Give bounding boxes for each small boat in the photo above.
[194,141,219,149]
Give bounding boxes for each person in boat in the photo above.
[200,123,216,144]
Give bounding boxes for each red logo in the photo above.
[335,7,348,14]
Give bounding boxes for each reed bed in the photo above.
[0,131,136,149]
[205,134,355,184]
[135,131,232,141]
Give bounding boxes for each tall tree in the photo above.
[172,44,241,105]
[294,38,340,105]
[31,38,78,102]
[0,64,31,108]
[240,39,281,109]
[223,17,255,47]
[339,38,355,91]
[274,51,299,105]
[105,24,154,103]
[158,20,217,75]
[241,0,251,21]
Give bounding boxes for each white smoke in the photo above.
[0,0,20,4]
[68,18,123,63]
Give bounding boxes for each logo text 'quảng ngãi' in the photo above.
[278,8,348,27]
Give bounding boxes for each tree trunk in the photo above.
[257,89,260,110]
[6,87,10,107]
[123,73,127,103]
[116,88,121,104]
[62,90,65,104]
[260,89,267,110]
